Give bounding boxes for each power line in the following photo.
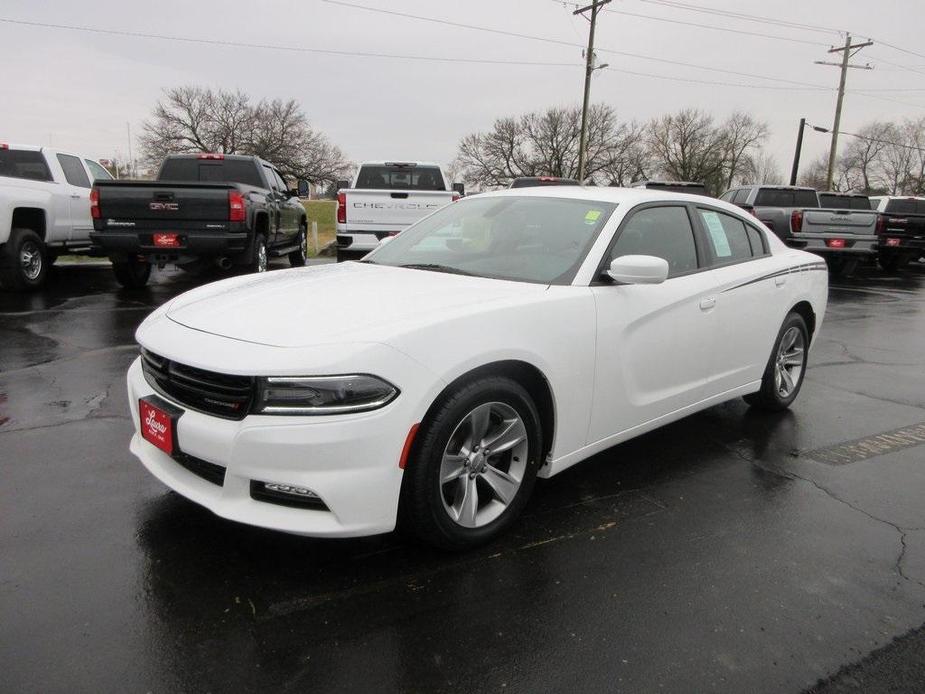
[551,0,828,47]
[806,122,925,153]
[0,17,581,67]
[867,53,925,78]
[635,0,841,36]
[600,66,830,91]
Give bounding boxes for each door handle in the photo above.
[775,275,787,287]
[699,297,716,310]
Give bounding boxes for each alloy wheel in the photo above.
[439,401,529,528]
[774,326,805,398]
[256,242,268,273]
[20,240,42,280]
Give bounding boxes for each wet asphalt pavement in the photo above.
[2,260,925,693]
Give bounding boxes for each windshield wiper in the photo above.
[398,263,476,277]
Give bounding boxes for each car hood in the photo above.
[164,262,548,347]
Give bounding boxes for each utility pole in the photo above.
[574,0,611,183]
[790,118,806,186]
[815,34,873,190]
[126,122,134,179]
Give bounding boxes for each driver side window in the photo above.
[610,206,699,278]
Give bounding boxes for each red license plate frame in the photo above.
[139,395,183,456]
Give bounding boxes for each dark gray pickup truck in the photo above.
[869,196,925,272]
[91,154,307,287]
[720,185,878,275]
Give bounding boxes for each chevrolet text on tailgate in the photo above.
[335,161,462,262]
[90,154,308,287]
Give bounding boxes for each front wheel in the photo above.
[0,228,48,291]
[402,376,543,550]
[289,224,308,267]
[744,312,809,411]
[251,233,268,273]
[112,258,151,288]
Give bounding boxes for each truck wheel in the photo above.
[251,234,268,273]
[0,228,48,291]
[289,224,308,267]
[401,376,542,550]
[112,258,151,288]
[744,312,808,412]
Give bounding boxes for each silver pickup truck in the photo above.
[719,185,877,275]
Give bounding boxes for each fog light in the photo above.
[265,482,319,498]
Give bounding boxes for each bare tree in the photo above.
[600,120,651,186]
[646,109,728,194]
[454,104,629,187]
[739,149,783,186]
[720,112,769,189]
[140,86,350,184]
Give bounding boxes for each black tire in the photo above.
[288,224,308,267]
[744,312,809,411]
[112,258,151,288]
[336,249,347,263]
[251,233,268,273]
[0,228,49,291]
[401,376,543,550]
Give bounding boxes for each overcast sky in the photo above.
[2,0,924,179]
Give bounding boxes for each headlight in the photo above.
[254,374,399,415]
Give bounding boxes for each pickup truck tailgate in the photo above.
[344,189,454,230]
[801,209,877,234]
[96,181,234,226]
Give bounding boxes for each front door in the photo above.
[587,204,717,444]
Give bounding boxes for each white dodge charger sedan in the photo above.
[128,187,827,549]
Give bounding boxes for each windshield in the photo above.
[356,164,446,191]
[365,195,617,285]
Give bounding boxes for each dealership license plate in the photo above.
[139,395,183,455]
[153,232,181,248]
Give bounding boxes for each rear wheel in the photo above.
[402,376,543,550]
[112,257,151,288]
[251,234,268,273]
[744,312,808,411]
[289,224,308,267]
[879,254,909,272]
[0,228,49,291]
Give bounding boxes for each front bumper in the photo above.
[91,229,250,260]
[786,234,877,255]
[127,357,416,537]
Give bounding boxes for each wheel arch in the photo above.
[790,300,816,341]
[11,208,47,240]
[419,360,557,463]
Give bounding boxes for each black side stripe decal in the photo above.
[722,262,827,293]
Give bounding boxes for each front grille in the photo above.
[175,452,226,486]
[141,349,254,420]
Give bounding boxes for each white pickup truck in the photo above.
[334,161,461,261]
[0,143,113,290]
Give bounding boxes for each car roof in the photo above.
[742,184,816,191]
[472,184,745,212]
[0,143,43,152]
[630,180,704,187]
[358,160,442,167]
[819,191,869,197]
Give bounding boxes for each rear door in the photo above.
[588,203,717,442]
[55,153,93,241]
[691,206,787,396]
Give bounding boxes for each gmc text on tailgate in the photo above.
[335,161,461,262]
[90,154,307,287]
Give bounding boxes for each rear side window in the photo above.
[755,188,819,207]
[0,149,52,181]
[697,208,754,263]
[159,158,263,187]
[57,154,91,188]
[356,165,446,191]
[610,206,699,277]
[746,225,767,256]
[84,159,113,181]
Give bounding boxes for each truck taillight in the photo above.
[228,191,246,221]
[875,215,886,235]
[90,188,100,219]
[0,143,8,150]
[452,194,460,203]
[337,192,346,224]
[790,210,803,233]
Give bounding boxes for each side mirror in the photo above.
[452,182,465,196]
[606,255,669,285]
[336,179,350,191]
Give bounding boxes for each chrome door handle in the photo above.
[700,297,716,310]
[775,276,787,286]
